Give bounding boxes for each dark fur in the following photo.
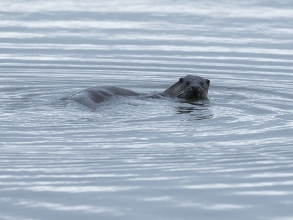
[71,75,210,109]
[161,75,210,100]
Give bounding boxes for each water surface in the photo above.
[1,0,293,219]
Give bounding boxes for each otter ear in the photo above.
[179,78,184,83]
[206,79,210,85]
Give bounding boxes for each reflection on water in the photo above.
[1,0,293,219]
[175,101,213,120]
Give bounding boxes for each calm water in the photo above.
[1,0,293,219]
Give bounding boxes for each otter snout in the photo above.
[191,85,200,92]
[163,75,209,100]
[191,85,202,97]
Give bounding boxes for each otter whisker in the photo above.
[177,91,185,98]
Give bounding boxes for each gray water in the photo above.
[1,0,293,219]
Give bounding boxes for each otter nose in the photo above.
[191,85,199,91]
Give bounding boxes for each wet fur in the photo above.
[162,75,210,100]
[71,86,139,109]
[71,75,210,109]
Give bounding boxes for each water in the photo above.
[1,0,293,219]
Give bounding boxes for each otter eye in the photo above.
[200,82,204,86]
[179,78,184,83]
[186,81,190,86]
[206,79,210,85]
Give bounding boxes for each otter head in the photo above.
[174,75,210,100]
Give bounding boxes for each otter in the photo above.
[161,75,210,99]
[71,86,140,109]
[71,75,210,109]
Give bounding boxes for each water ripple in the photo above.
[1,0,293,219]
